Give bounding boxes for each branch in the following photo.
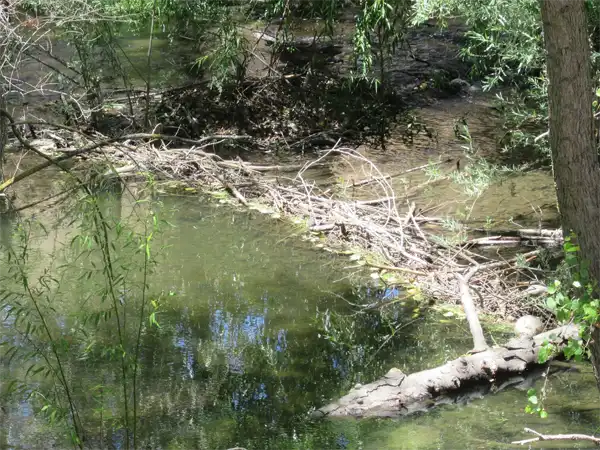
[350,158,454,188]
[0,112,251,191]
[0,109,80,186]
[512,427,600,446]
[456,267,488,353]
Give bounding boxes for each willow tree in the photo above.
[540,0,600,387]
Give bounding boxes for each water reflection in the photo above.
[0,195,598,450]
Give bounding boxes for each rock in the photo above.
[469,81,483,92]
[524,284,548,297]
[514,315,544,337]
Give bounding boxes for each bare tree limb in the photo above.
[456,267,488,353]
[512,427,600,446]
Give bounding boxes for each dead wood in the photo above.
[215,175,249,207]
[312,325,579,419]
[1,121,558,322]
[512,427,600,446]
[467,229,563,248]
[251,31,343,53]
[456,267,488,353]
[349,158,454,188]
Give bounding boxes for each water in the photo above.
[0,193,598,449]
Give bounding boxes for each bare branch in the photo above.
[512,427,600,446]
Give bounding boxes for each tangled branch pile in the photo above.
[67,130,562,317]
[0,119,562,322]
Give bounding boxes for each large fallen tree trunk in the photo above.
[311,325,579,419]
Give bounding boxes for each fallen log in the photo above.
[311,325,579,419]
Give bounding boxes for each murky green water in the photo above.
[0,194,598,450]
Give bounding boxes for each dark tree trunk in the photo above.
[0,83,5,178]
[540,0,600,389]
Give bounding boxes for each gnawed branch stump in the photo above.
[312,325,579,419]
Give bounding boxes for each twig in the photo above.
[512,427,600,446]
[365,261,428,276]
[351,158,453,188]
[214,175,249,207]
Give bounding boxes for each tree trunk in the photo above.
[0,83,5,178]
[540,0,600,390]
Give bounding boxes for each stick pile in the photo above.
[1,124,561,321]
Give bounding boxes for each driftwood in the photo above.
[467,229,563,248]
[513,427,600,446]
[312,325,579,419]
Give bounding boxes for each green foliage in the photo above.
[414,0,543,87]
[537,235,596,368]
[450,120,520,199]
[414,0,600,163]
[195,20,250,91]
[352,0,414,88]
[443,0,549,160]
[495,74,549,160]
[0,181,166,447]
[524,388,547,418]
[519,237,596,419]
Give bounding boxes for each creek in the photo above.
[0,191,598,449]
[1,13,598,450]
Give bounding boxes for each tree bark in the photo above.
[540,0,600,390]
[0,83,5,179]
[313,326,579,418]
